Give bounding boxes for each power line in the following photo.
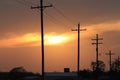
[15,0,76,28]
[44,11,71,28]
[44,0,76,26]
[15,0,36,7]
[52,5,76,26]
[16,0,77,28]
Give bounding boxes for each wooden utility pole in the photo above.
[117,56,120,71]
[92,34,103,71]
[106,50,114,71]
[31,0,52,80]
[71,23,86,75]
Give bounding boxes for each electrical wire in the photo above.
[14,0,77,29]
[15,0,38,7]
[44,0,77,26]
[44,11,69,27]
[53,6,76,26]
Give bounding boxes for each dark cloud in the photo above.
[0,0,120,35]
[74,0,120,25]
[0,0,40,34]
[51,0,120,25]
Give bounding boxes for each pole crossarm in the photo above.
[31,4,53,9]
[71,29,86,31]
[91,34,103,72]
[106,50,114,55]
[91,34,103,45]
[92,43,103,45]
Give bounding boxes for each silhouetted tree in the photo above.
[111,58,120,72]
[91,62,96,71]
[91,60,105,72]
[9,67,36,80]
[10,66,27,73]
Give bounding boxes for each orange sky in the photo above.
[0,0,120,73]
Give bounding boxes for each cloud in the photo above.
[100,30,120,57]
[102,30,120,47]
[0,0,40,34]
[0,32,77,48]
[0,0,120,56]
[84,21,120,37]
[1,0,120,35]
[0,33,40,48]
[55,0,120,25]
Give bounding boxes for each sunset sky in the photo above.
[0,0,120,73]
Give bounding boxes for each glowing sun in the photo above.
[45,35,67,45]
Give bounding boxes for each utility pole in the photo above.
[71,23,86,76]
[92,34,103,71]
[31,0,52,80]
[117,56,120,71]
[106,50,114,71]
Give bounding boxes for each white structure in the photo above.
[45,72,77,77]
[45,72,77,80]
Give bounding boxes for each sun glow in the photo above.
[0,32,75,47]
[45,35,67,45]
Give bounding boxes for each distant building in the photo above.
[64,68,70,72]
